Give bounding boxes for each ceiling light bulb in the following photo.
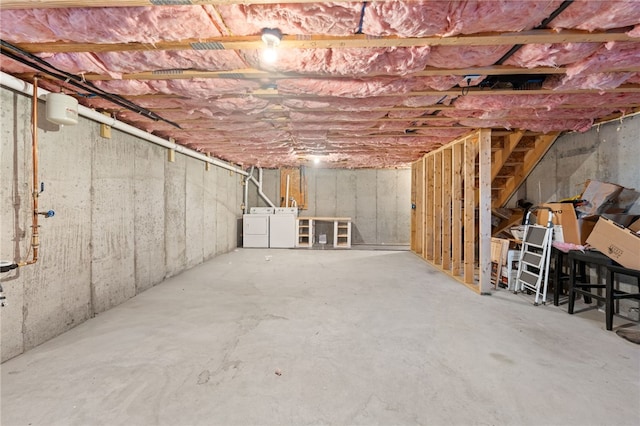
[262,47,278,64]
[313,157,320,165]
[261,28,282,64]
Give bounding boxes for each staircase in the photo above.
[473,130,559,236]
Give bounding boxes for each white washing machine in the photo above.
[270,208,298,248]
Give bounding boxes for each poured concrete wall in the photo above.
[248,168,411,245]
[510,113,640,320]
[0,87,242,362]
[510,114,640,210]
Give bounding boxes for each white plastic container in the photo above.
[46,93,78,126]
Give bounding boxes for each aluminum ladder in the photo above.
[515,209,554,305]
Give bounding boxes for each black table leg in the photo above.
[606,269,615,331]
[568,256,576,314]
[554,250,563,306]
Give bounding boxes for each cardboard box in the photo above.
[536,203,597,245]
[575,180,624,216]
[601,214,640,228]
[586,217,640,270]
[629,218,640,234]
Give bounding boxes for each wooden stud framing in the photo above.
[441,148,452,273]
[433,151,443,266]
[463,137,476,286]
[478,129,492,294]
[451,143,463,277]
[413,160,424,256]
[411,165,417,253]
[425,156,435,261]
[410,130,492,294]
[420,157,427,259]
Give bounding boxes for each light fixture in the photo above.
[313,157,321,165]
[261,28,282,64]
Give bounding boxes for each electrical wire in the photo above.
[0,40,181,129]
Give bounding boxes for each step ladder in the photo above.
[515,209,554,305]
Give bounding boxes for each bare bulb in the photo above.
[313,157,320,165]
[262,47,278,64]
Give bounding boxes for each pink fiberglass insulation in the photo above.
[37,52,121,79]
[386,110,438,119]
[439,109,491,119]
[289,110,388,122]
[443,0,563,36]
[95,78,260,98]
[556,92,640,106]
[282,96,405,111]
[629,25,640,37]
[426,45,513,68]
[565,42,640,78]
[149,79,260,98]
[448,107,624,121]
[550,0,640,32]
[504,43,602,68]
[289,122,375,131]
[413,129,470,138]
[96,51,247,74]
[80,97,122,110]
[0,56,38,74]
[543,72,635,91]
[458,118,593,133]
[453,94,569,110]
[410,76,462,91]
[93,80,158,96]
[626,73,640,84]
[403,95,452,107]
[247,46,431,76]
[361,1,457,37]
[277,77,415,97]
[182,97,271,116]
[199,121,279,132]
[215,3,361,36]
[147,110,214,121]
[362,0,561,37]
[0,7,221,44]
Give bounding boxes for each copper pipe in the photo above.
[19,76,39,266]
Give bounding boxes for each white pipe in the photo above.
[248,167,276,208]
[285,174,290,208]
[0,72,247,176]
[243,165,254,214]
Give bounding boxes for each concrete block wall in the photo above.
[0,87,242,362]
[249,168,411,245]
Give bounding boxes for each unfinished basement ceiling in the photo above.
[1,1,639,169]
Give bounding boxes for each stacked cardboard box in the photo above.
[535,180,639,247]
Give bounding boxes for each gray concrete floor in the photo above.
[1,249,639,426]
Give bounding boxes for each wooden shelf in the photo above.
[296,217,352,249]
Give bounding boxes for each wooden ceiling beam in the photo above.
[1,0,366,9]
[81,65,573,81]
[13,29,637,54]
[246,85,640,98]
